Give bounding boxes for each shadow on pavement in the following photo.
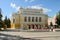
[0,33,40,40]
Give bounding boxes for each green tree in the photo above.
[0,8,3,29]
[56,11,60,26]
[4,16,11,28]
[7,18,11,28]
[50,22,53,26]
[0,8,7,30]
[4,16,7,24]
[0,8,2,22]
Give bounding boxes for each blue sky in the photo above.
[0,0,60,19]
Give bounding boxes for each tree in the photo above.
[4,16,8,25]
[0,8,3,22]
[0,8,3,29]
[50,22,53,26]
[56,11,60,26]
[0,8,7,30]
[4,16,11,28]
[7,18,11,28]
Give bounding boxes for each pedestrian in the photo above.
[51,27,53,32]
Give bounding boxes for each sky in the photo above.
[0,0,60,20]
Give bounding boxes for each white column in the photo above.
[34,17,35,22]
[27,25,28,30]
[38,25,40,29]
[37,25,38,29]
[34,25,36,29]
[27,16,28,22]
[34,25,35,29]
[31,17,32,22]
[38,17,39,22]
[31,25,32,29]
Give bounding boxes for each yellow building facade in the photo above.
[11,8,48,29]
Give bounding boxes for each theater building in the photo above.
[11,7,48,29]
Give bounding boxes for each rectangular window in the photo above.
[32,17,34,22]
[39,17,41,22]
[28,17,31,22]
[13,19,15,23]
[36,17,38,22]
[24,17,27,22]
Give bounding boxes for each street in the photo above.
[0,31,60,40]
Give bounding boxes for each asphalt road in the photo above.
[0,32,39,40]
[0,31,60,40]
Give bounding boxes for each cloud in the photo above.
[25,0,28,2]
[29,5,42,9]
[11,3,16,8]
[15,6,20,10]
[27,4,43,9]
[10,3,20,10]
[43,8,52,13]
[10,3,52,13]
[27,5,52,13]
[24,0,35,2]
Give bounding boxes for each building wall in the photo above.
[11,8,48,29]
[48,15,56,26]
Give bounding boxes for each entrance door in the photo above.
[28,25,31,29]
[32,25,34,29]
[36,25,38,29]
